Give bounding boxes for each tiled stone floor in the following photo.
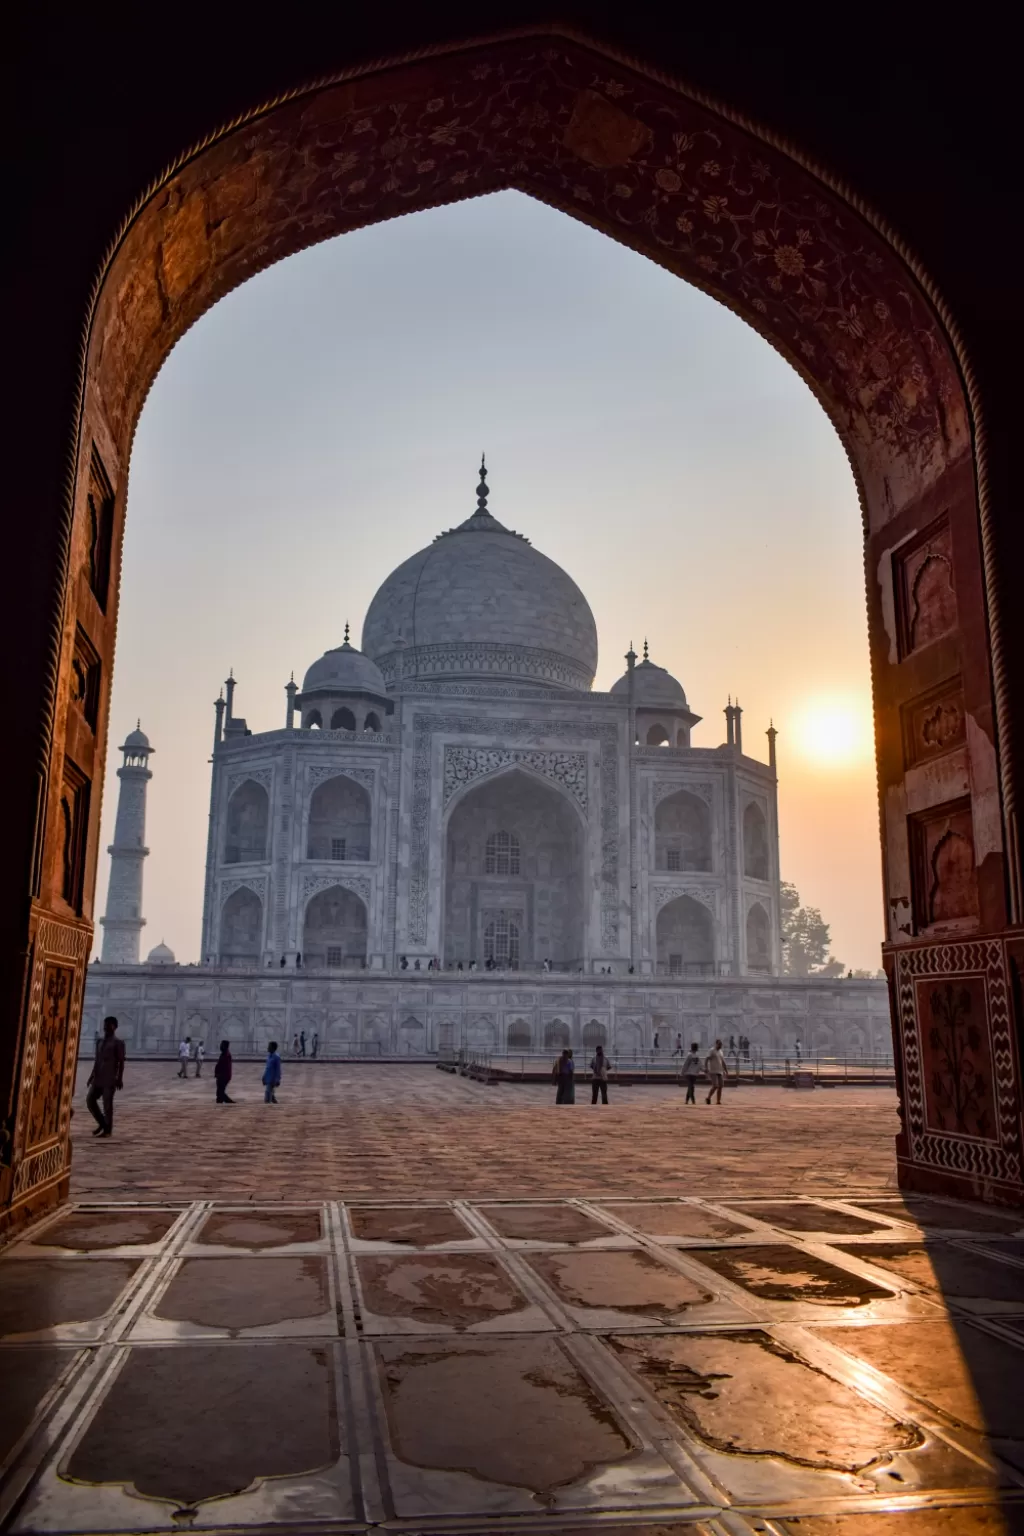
[2,1069,1024,1532]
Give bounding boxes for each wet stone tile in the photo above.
[154,1256,331,1332]
[67,1343,339,1507]
[348,1206,469,1245]
[482,1204,611,1243]
[687,1245,892,1305]
[814,1317,1024,1445]
[730,1201,891,1235]
[198,1209,321,1247]
[852,1197,1023,1234]
[835,1241,1024,1304]
[612,1331,920,1471]
[375,1336,635,1493]
[599,1202,748,1239]
[0,1346,72,1461]
[33,1209,179,1250]
[527,1249,712,1316]
[356,1253,527,1327]
[0,1259,140,1337]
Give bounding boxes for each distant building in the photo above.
[87,460,887,1056]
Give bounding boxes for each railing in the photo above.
[436,1048,895,1083]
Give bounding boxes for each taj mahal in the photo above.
[85,461,890,1058]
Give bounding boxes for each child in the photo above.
[263,1040,282,1104]
[214,1040,234,1103]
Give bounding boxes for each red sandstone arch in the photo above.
[7,28,1021,1231]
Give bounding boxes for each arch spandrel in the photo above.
[90,35,966,520]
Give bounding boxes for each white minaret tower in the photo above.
[99,723,153,964]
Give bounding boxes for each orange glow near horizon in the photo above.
[790,697,875,770]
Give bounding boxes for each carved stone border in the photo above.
[895,938,1022,1187]
[443,745,587,812]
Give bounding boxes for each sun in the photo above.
[792,698,872,767]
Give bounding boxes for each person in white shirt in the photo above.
[705,1039,727,1105]
[680,1042,702,1104]
[194,1040,205,1077]
[177,1037,191,1079]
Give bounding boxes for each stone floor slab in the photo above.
[64,1342,342,1508]
[835,1242,1024,1310]
[348,1205,472,1246]
[355,1253,535,1331]
[730,1201,895,1235]
[598,1201,750,1239]
[0,1259,140,1339]
[684,1245,895,1306]
[480,1203,615,1243]
[196,1208,322,1248]
[27,1210,180,1251]
[0,1347,75,1465]
[851,1198,1024,1234]
[526,1249,714,1321]
[146,1255,334,1335]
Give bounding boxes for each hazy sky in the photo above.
[95,190,882,970]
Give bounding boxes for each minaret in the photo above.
[99,723,154,964]
[767,720,778,772]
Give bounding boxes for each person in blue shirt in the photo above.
[263,1040,282,1104]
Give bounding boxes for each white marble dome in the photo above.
[610,649,688,708]
[146,940,175,964]
[302,636,388,698]
[361,464,598,691]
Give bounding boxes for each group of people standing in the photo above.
[551,1039,730,1106]
[291,1031,319,1057]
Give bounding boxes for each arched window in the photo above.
[307,775,371,861]
[364,711,381,733]
[305,710,322,730]
[746,902,771,971]
[544,1018,570,1049]
[743,802,770,880]
[582,1019,606,1047]
[483,911,520,969]
[507,1019,531,1049]
[302,885,367,968]
[330,707,356,731]
[220,886,263,965]
[646,723,670,746]
[675,726,689,747]
[485,830,521,875]
[656,894,714,976]
[224,780,269,864]
[655,790,711,872]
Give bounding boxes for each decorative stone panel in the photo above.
[652,884,719,914]
[307,764,376,793]
[220,876,267,904]
[228,767,273,795]
[443,745,587,812]
[653,779,714,805]
[302,873,372,907]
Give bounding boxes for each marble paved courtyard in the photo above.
[2,1067,1024,1534]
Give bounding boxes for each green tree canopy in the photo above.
[780,880,844,975]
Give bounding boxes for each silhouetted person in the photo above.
[280,956,286,968]
[300,1030,306,1056]
[311,1031,319,1059]
[553,1047,575,1104]
[214,1040,234,1103]
[590,1045,609,1104]
[263,1041,282,1104]
[705,1040,726,1105]
[296,952,302,969]
[400,955,408,970]
[681,1041,701,1104]
[87,1016,125,1136]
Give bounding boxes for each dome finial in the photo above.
[476,454,489,515]
[642,638,649,662]
[343,620,351,647]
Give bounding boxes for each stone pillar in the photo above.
[285,675,297,730]
[734,699,743,754]
[99,727,153,964]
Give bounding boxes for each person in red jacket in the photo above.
[214,1040,234,1104]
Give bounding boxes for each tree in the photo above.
[780,880,844,975]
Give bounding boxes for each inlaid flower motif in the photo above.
[415,160,436,174]
[613,183,634,198]
[696,254,718,272]
[675,213,693,234]
[381,135,408,161]
[774,244,805,276]
[753,228,770,247]
[837,307,866,339]
[874,299,890,321]
[751,158,771,181]
[601,79,627,97]
[353,118,374,134]
[572,184,594,202]
[869,350,891,378]
[451,169,469,184]
[797,228,813,245]
[700,159,721,176]
[469,65,491,80]
[333,151,360,175]
[752,298,768,313]
[673,132,697,153]
[426,98,445,113]
[429,121,462,145]
[348,179,367,194]
[655,168,682,193]
[702,195,728,222]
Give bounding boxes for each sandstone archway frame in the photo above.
[6,26,1021,1232]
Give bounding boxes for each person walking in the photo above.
[299,1030,306,1057]
[86,1016,125,1137]
[194,1040,205,1077]
[310,1031,319,1059]
[674,1032,683,1057]
[705,1039,727,1105]
[263,1041,282,1104]
[681,1041,701,1104]
[214,1040,234,1103]
[177,1037,191,1078]
[589,1044,610,1104]
[553,1047,575,1104]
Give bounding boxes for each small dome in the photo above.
[610,647,688,708]
[146,941,175,964]
[302,636,387,698]
[123,724,152,751]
